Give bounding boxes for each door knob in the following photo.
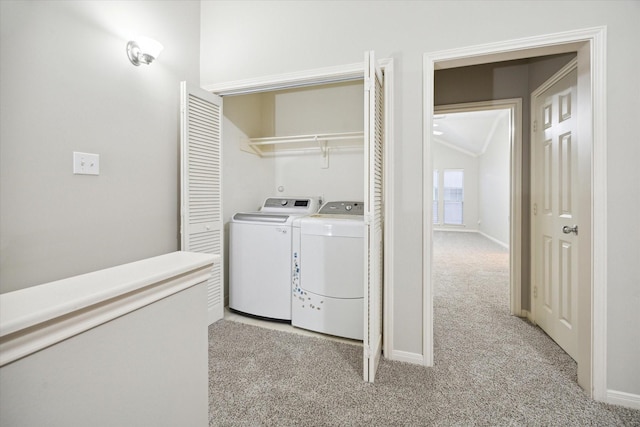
[562,225,578,235]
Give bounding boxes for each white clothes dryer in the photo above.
[292,201,364,340]
[229,197,321,321]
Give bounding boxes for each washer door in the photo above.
[299,232,363,299]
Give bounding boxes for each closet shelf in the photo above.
[243,131,364,158]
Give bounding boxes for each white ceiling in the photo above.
[433,109,509,157]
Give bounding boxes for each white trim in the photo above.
[383,59,395,360]
[387,349,424,365]
[434,228,509,249]
[434,137,479,158]
[531,58,578,95]
[0,252,218,367]
[433,227,476,233]
[204,62,365,96]
[509,100,524,318]
[423,27,607,401]
[588,28,608,402]
[478,231,509,250]
[423,53,435,367]
[606,390,640,410]
[432,30,589,70]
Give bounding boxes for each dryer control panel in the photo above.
[318,201,364,215]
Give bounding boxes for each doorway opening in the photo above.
[432,101,522,317]
[206,53,394,383]
[423,27,607,399]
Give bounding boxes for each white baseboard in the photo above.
[478,231,509,249]
[607,389,640,410]
[433,226,477,233]
[433,228,509,249]
[387,349,424,365]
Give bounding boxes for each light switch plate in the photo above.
[73,152,100,175]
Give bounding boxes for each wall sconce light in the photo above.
[127,36,164,66]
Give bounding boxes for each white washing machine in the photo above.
[292,201,365,340]
[229,197,321,321]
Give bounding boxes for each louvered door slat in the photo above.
[180,82,224,325]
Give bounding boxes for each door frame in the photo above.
[434,99,523,317]
[204,58,396,359]
[423,27,607,399]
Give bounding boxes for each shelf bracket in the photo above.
[240,137,264,157]
[317,136,329,169]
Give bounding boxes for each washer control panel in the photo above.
[318,201,364,215]
[261,197,321,214]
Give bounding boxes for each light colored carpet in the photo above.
[208,231,640,426]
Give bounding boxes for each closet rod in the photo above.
[247,145,364,157]
[248,131,363,146]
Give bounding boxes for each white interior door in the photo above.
[180,82,224,325]
[363,51,384,382]
[532,62,578,360]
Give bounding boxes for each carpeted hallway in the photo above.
[208,231,640,426]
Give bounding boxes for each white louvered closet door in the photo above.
[180,82,224,325]
[363,51,384,383]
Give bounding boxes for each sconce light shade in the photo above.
[127,36,164,66]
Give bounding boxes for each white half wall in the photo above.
[0,284,209,427]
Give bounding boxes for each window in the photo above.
[443,169,464,225]
[433,170,439,224]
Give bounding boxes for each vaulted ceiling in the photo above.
[433,109,509,157]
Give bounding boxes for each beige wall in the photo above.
[200,1,640,395]
[0,0,637,398]
[272,82,365,203]
[0,0,201,292]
